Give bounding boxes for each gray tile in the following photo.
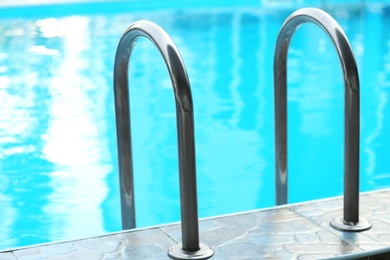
[216,243,270,259]
[14,228,175,260]
[40,243,76,255]
[162,208,361,259]
[0,252,17,260]
[292,191,390,252]
[12,247,47,260]
[10,190,390,259]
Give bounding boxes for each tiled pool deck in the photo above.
[3,189,390,259]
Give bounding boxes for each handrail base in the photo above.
[330,216,372,232]
[168,243,214,260]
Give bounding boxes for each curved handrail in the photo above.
[274,8,371,231]
[113,20,213,259]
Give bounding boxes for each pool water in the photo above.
[1,1,390,250]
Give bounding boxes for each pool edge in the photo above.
[3,188,390,259]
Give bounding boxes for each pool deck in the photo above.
[3,189,390,259]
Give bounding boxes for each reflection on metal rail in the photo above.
[113,20,214,259]
[274,8,371,232]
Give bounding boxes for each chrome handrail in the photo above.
[113,20,214,259]
[274,8,371,231]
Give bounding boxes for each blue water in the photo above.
[1,1,390,250]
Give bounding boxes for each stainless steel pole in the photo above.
[274,8,371,232]
[113,20,214,259]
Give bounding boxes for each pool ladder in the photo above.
[274,8,371,231]
[113,8,370,260]
[113,21,214,259]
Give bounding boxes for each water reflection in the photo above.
[0,15,119,248]
[0,18,55,247]
[40,16,118,240]
[361,9,390,189]
[159,11,272,217]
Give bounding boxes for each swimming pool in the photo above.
[1,0,390,250]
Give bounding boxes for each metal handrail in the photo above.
[274,8,371,231]
[113,20,214,259]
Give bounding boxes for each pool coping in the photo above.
[3,188,390,259]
